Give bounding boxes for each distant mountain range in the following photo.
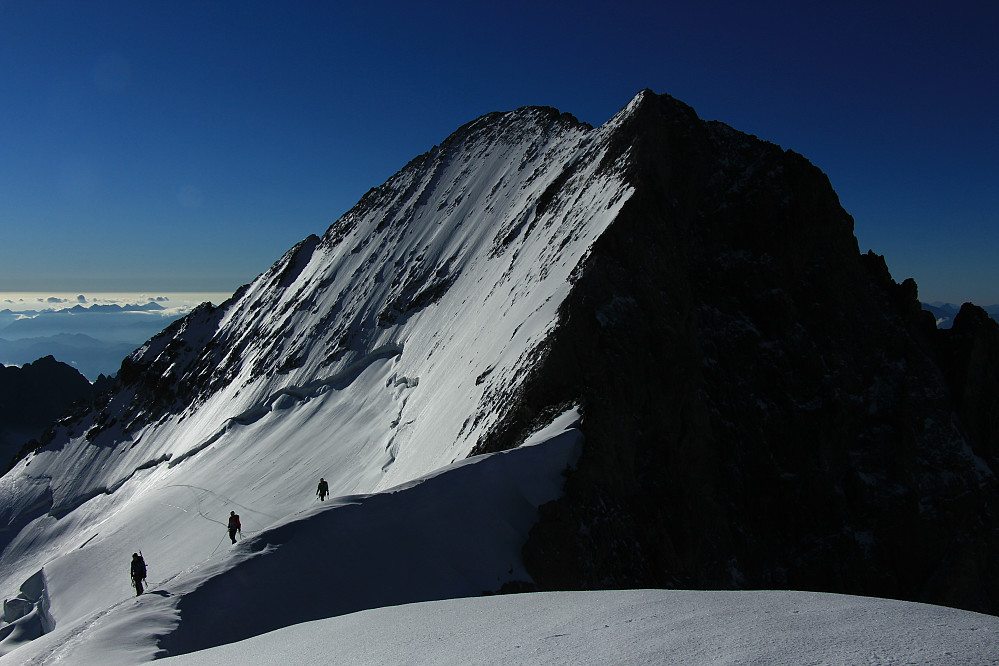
[0,334,137,381]
[0,301,165,318]
[0,302,184,380]
[923,302,999,328]
[0,302,171,341]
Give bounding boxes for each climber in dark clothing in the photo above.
[228,511,241,544]
[317,477,329,501]
[130,552,147,596]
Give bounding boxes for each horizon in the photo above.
[1,2,997,304]
[0,291,235,314]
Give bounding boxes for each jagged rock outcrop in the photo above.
[0,356,94,469]
[484,92,999,614]
[935,303,999,463]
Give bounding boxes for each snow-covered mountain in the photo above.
[1,90,997,662]
[0,95,636,661]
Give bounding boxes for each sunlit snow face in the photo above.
[0,98,639,661]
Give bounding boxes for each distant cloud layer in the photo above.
[2,295,183,312]
[1,293,229,318]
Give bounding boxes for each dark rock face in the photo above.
[0,356,94,468]
[496,92,999,614]
[935,303,999,464]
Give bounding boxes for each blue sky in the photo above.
[2,1,996,304]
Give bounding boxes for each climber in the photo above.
[227,510,241,544]
[130,552,147,596]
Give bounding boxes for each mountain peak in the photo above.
[617,88,701,124]
[1,90,997,662]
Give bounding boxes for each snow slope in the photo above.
[0,410,583,663]
[158,590,999,666]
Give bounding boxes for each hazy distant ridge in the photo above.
[0,299,206,380]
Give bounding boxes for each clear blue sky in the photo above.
[2,1,996,304]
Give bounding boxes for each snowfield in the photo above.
[157,590,999,666]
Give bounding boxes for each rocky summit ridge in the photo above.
[3,89,997,630]
[507,91,999,613]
